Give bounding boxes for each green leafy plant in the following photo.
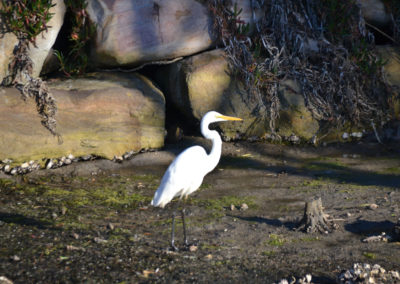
[0,0,54,44]
[54,0,95,76]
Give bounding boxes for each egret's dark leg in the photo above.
[170,210,179,251]
[181,208,189,247]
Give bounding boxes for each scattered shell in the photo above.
[66,245,85,251]
[46,159,54,169]
[20,162,29,169]
[368,204,379,210]
[61,206,67,215]
[10,255,20,262]
[240,203,249,211]
[94,237,108,244]
[189,245,198,252]
[362,232,390,243]
[337,263,400,283]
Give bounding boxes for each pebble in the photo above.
[230,204,236,211]
[3,165,10,173]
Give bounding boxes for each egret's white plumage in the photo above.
[151,111,242,208]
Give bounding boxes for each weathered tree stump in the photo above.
[296,197,337,234]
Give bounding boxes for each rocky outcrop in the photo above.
[154,48,319,141]
[0,72,165,164]
[86,0,264,68]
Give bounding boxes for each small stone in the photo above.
[367,276,375,283]
[230,204,236,211]
[67,154,74,160]
[240,203,249,211]
[205,254,212,260]
[305,274,312,283]
[51,212,58,219]
[10,168,17,175]
[369,204,379,210]
[346,212,352,217]
[64,158,72,165]
[10,255,20,262]
[29,160,35,165]
[278,280,288,284]
[342,132,349,139]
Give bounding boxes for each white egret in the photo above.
[151,111,242,250]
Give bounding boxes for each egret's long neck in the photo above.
[201,121,222,173]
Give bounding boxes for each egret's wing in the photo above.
[151,146,207,208]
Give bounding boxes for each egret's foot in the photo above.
[170,243,179,252]
[183,240,199,251]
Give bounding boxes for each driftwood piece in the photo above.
[296,198,337,234]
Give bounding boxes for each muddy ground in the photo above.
[0,138,399,283]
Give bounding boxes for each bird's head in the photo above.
[202,111,243,124]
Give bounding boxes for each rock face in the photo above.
[28,0,66,78]
[359,0,391,28]
[0,72,165,163]
[87,0,215,67]
[376,45,400,119]
[155,48,319,141]
[0,0,65,82]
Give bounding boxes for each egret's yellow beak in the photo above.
[217,115,243,121]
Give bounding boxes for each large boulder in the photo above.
[28,0,66,78]
[0,0,65,82]
[359,0,391,28]
[86,0,263,68]
[155,48,319,141]
[0,72,165,164]
[87,0,215,67]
